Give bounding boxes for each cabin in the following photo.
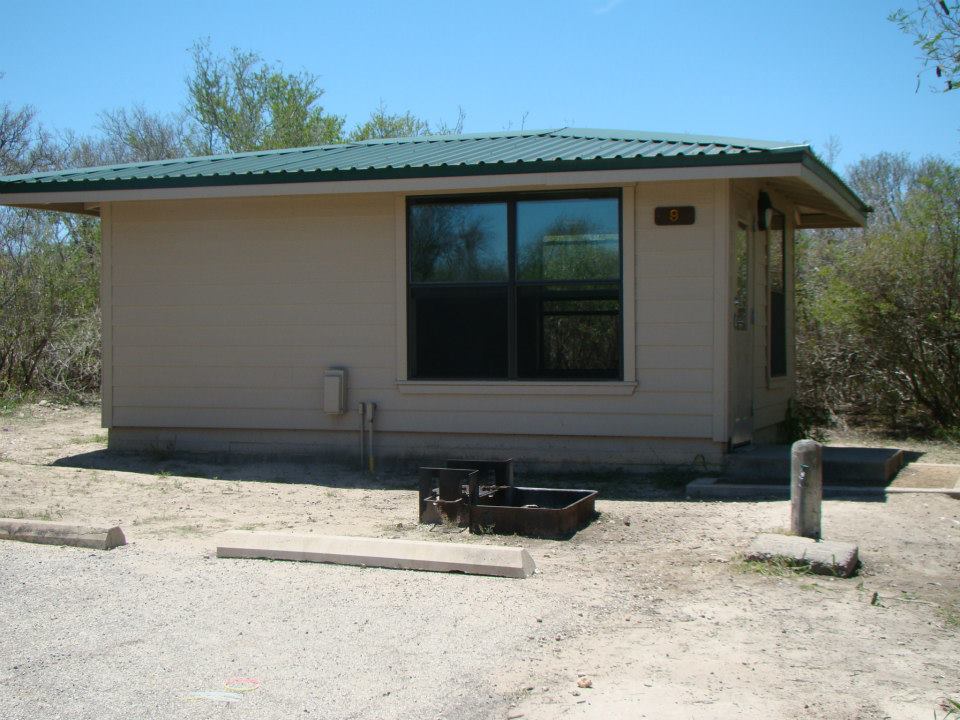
[0,129,867,468]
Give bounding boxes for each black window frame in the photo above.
[406,188,624,381]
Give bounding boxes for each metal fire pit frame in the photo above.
[417,459,598,539]
[418,467,478,527]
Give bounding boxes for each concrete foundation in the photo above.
[107,426,725,470]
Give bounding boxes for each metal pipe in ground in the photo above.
[365,402,376,473]
[358,402,366,471]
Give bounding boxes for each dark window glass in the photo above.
[768,211,785,293]
[770,291,787,377]
[516,198,620,280]
[517,285,620,378]
[733,222,749,331]
[768,211,787,377]
[410,286,507,378]
[409,203,508,282]
[407,192,622,381]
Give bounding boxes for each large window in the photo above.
[407,191,622,380]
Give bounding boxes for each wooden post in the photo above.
[791,439,823,540]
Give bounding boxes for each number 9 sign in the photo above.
[654,206,696,226]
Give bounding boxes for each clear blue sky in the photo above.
[2,0,957,172]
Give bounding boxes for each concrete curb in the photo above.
[216,531,537,579]
[0,519,127,550]
[686,477,960,500]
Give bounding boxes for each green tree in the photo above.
[891,1,960,92]
[348,102,464,141]
[185,40,345,154]
[796,155,960,433]
[97,104,188,162]
[349,102,431,141]
[0,89,100,397]
[843,160,960,428]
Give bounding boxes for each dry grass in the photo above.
[733,554,814,578]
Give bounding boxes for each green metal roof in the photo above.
[0,127,867,215]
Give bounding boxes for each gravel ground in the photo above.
[0,538,572,720]
[1,404,958,720]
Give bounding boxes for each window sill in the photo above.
[767,374,791,390]
[396,380,638,396]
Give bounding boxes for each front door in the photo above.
[730,220,754,446]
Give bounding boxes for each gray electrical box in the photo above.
[323,368,347,415]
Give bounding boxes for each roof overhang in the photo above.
[0,152,867,228]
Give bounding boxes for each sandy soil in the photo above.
[0,403,958,720]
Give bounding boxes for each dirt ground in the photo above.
[1,403,958,720]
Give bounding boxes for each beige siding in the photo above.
[634,181,718,432]
[108,183,728,464]
[111,194,396,434]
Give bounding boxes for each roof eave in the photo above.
[795,155,868,228]
[0,150,808,196]
[0,149,867,229]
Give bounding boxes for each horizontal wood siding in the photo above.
[112,195,398,430]
[110,183,723,454]
[633,181,717,432]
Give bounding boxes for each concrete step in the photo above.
[686,477,960,501]
[726,445,905,484]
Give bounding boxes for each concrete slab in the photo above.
[885,486,960,498]
[686,477,960,500]
[0,518,126,550]
[216,531,536,579]
[745,533,859,577]
[685,477,886,500]
[726,445,904,484]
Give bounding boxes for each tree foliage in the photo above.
[0,94,100,398]
[348,102,465,141]
[97,104,188,162]
[796,155,960,433]
[185,40,345,154]
[349,103,431,142]
[890,1,960,92]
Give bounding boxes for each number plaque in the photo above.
[654,206,695,226]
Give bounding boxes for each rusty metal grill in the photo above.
[418,459,597,538]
